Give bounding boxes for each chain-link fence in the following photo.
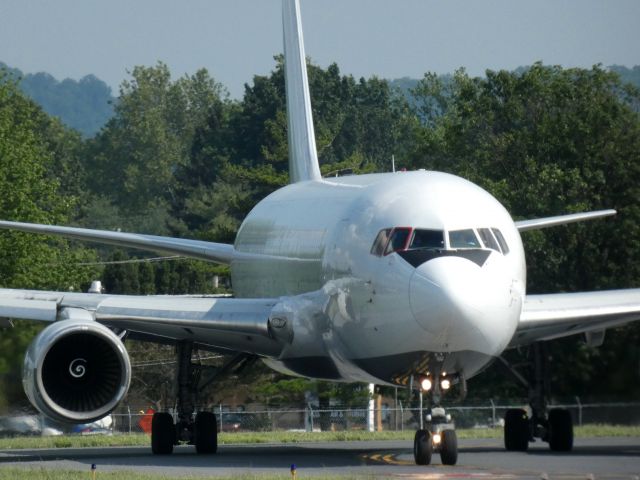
[2,400,639,437]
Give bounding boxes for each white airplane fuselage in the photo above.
[231,170,526,386]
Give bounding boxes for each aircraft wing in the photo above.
[515,209,616,232]
[0,220,234,264]
[0,288,285,356]
[511,289,640,347]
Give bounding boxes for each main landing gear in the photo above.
[500,342,574,453]
[151,341,253,455]
[412,373,462,465]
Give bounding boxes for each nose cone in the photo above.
[409,256,518,355]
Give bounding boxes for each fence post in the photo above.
[575,396,582,426]
[490,399,496,428]
[309,404,314,432]
[367,383,375,432]
[219,404,223,432]
[399,400,404,431]
[127,405,132,434]
[394,387,398,432]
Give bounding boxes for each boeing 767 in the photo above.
[1,0,639,466]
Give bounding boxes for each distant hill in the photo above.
[0,62,115,137]
[609,65,640,90]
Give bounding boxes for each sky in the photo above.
[0,0,638,98]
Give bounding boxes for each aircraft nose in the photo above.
[408,256,515,354]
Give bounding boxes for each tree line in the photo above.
[0,58,639,411]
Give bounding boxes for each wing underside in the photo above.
[512,289,640,347]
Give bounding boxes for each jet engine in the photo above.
[23,319,131,423]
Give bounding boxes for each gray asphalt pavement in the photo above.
[1,437,640,478]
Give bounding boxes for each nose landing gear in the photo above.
[412,370,461,466]
[413,407,458,465]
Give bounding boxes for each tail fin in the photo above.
[282,0,322,183]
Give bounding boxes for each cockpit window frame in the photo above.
[370,228,392,256]
[409,228,446,250]
[492,228,510,255]
[448,228,482,249]
[384,227,413,256]
[372,226,507,258]
[477,227,501,253]
[371,227,447,257]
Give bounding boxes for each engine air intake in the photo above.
[24,319,131,423]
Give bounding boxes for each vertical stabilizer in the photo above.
[283,0,322,183]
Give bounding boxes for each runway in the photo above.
[2,437,640,478]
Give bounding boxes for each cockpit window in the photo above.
[492,228,510,254]
[385,228,412,255]
[478,228,500,252]
[449,229,481,249]
[372,227,446,257]
[410,229,445,250]
[370,228,391,256]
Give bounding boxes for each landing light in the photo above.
[432,433,441,444]
[420,378,432,391]
[441,379,451,390]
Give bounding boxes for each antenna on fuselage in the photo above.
[282,0,322,183]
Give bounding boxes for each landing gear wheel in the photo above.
[504,408,529,451]
[414,429,432,465]
[440,429,458,465]
[548,408,573,452]
[195,412,218,454]
[151,412,175,455]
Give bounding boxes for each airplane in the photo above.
[1,0,639,467]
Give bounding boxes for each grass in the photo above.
[0,469,378,480]
[0,425,638,450]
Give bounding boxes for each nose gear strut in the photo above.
[411,367,460,466]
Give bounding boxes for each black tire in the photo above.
[151,412,175,455]
[195,412,218,454]
[548,408,573,452]
[504,408,529,451]
[440,429,458,465]
[413,429,432,465]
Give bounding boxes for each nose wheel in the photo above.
[413,407,458,465]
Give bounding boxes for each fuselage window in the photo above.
[384,227,412,255]
[449,229,481,249]
[478,228,500,252]
[492,228,510,254]
[410,229,445,250]
[370,228,392,256]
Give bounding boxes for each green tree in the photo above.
[410,64,640,400]
[0,75,99,410]
[410,64,640,293]
[84,63,228,235]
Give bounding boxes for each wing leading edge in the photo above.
[0,220,234,264]
[512,289,640,347]
[515,209,616,232]
[0,288,284,356]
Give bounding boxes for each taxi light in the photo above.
[432,433,441,444]
[441,379,451,390]
[420,378,432,391]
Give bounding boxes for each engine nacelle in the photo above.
[23,319,131,423]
